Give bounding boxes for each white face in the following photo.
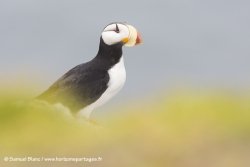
[101,23,141,47]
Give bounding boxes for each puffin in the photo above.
[37,22,142,118]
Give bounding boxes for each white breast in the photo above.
[78,57,126,118]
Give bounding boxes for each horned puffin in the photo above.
[37,22,142,118]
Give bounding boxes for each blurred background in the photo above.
[0,0,250,167]
[1,0,250,101]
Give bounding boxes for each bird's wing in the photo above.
[37,64,109,112]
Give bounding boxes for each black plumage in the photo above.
[37,38,123,113]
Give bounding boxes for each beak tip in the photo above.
[136,32,143,45]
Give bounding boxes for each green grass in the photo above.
[0,87,250,167]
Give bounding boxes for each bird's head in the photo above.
[101,22,142,47]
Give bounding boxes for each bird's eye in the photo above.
[114,24,120,33]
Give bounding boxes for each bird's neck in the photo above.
[95,38,123,67]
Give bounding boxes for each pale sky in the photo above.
[1,0,250,105]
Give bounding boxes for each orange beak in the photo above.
[136,32,143,45]
[124,24,143,47]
